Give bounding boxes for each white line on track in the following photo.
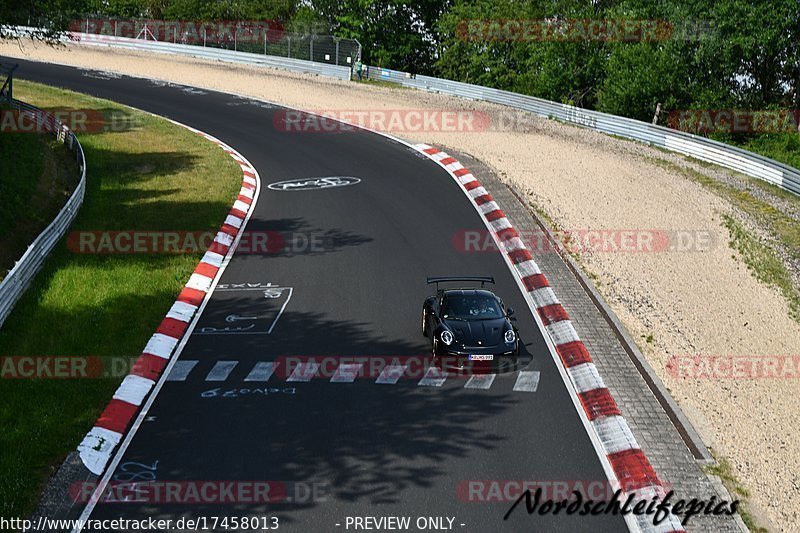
[464,373,496,390]
[205,361,238,381]
[330,363,363,383]
[376,363,408,384]
[165,360,199,381]
[286,361,319,382]
[513,370,541,392]
[244,361,278,382]
[418,366,448,387]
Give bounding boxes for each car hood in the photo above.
[442,317,507,346]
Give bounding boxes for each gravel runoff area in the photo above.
[2,41,799,531]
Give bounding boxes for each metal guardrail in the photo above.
[0,99,87,328]
[366,66,800,196]
[8,25,797,195]
[69,32,353,81]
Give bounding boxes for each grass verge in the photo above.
[703,457,768,533]
[721,214,800,321]
[0,101,79,278]
[644,155,800,322]
[0,80,241,518]
[354,76,409,90]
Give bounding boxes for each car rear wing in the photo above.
[426,276,495,289]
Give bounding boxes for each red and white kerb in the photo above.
[76,128,259,475]
[412,143,684,533]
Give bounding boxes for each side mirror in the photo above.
[506,307,515,317]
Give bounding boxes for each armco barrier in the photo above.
[0,99,86,328]
[367,65,800,196]
[70,32,353,81]
[5,27,352,81]
[7,25,800,194]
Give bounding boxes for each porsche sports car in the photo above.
[421,277,519,366]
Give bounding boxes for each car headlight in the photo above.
[504,330,516,344]
[440,330,454,345]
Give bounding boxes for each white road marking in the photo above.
[268,287,293,334]
[206,361,238,381]
[513,370,541,392]
[464,373,496,389]
[418,366,448,387]
[376,363,408,384]
[287,361,319,382]
[331,363,363,383]
[166,360,199,381]
[244,362,277,382]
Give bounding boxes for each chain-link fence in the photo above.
[216,33,361,67]
[71,18,361,67]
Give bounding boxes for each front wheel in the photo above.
[421,309,429,337]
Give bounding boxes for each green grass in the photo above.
[354,76,409,90]
[0,80,241,518]
[704,457,768,533]
[643,155,800,322]
[0,102,43,233]
[721,214,800,321]
[0,102,79,278]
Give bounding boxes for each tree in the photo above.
[308,0,449,72]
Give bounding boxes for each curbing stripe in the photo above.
[112,375,154,406]
[530,287,559,308]
[142,333,178,359]
[546,320,581,345]
[166,300,197,322]
[232,200,251,213]
[411,143,681,533]
[95,399,139,434]
[224,214,244,229]
[155,317,190,339]
[568,362,606,393]
[185,273,214,293]
[75,128,260,476]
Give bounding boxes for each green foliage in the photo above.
[307,0,448,71]
[4,0,800,165]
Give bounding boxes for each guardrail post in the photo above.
[310,39,313,62]
[287,36,291,58]
[335,40,339,66]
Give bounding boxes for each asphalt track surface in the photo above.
[8,57,628,532]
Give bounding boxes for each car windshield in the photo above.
[441,294,504,320]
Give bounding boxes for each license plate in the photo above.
[469,354,493,361]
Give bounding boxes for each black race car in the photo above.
[421,277,519,367]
